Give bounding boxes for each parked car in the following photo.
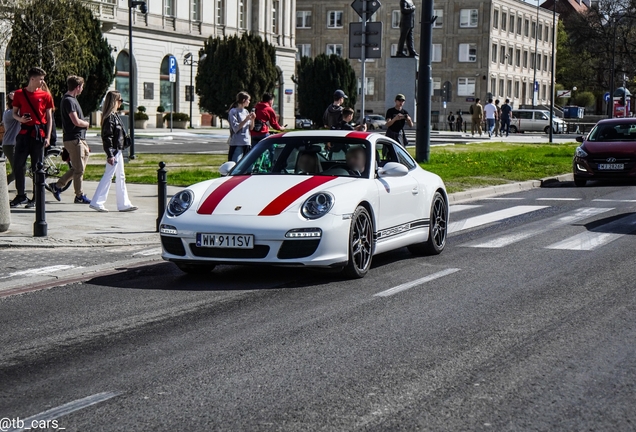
[365,114,387,130]
[160,131,448,278]
[510,109,566,134]
[573,118,636,187]
[295,116,312,129]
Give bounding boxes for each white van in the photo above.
[510,109,565,134]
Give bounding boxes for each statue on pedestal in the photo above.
[396,0,418,57]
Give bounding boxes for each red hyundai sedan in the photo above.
[573,118,636,187]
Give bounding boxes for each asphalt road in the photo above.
[2,182,636,431]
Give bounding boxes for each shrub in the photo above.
[156,105,166,113]
[137,106,147,113]
[164,112,190,122]
[134,111,149,121]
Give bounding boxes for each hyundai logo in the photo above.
[607,157,617,163]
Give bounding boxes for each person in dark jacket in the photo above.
[89,90,137,212]
[323,89,347,128]
[333,108,367,131]
[250,93,285,145]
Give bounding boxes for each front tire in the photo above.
[509,125,519,134]
[574,177,587,187]
[176,263,216,275]
[342,206,374,279]
[408,192,448,256]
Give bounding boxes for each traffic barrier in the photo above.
[0,156,11,232]
[156,161,167,232]
[33,162,47,237]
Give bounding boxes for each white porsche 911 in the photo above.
[159,131,448,278]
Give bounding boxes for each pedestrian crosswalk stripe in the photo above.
[448,205,548,234]
[546,213,636,251]
[461,207,613,248]
[484,197,525,201]
[536,197,582,201]
[592,199,636,203]
[449,204,482,214]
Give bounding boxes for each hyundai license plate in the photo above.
[598,163,624,170]
[196,233,254,249]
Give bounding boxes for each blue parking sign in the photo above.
[169,55,177,82]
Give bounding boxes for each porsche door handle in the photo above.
[412,187,419,195]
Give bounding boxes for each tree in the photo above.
[196,33,279,118]
[296,54,357,126]
[7,0,114,114]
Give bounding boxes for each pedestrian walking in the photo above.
[500,98,513,137]
[456,111,464,133]
[47,76,91,203]
[494,100,502,137]
[385,94,413,146]
[470,98,483,136]
[228,91,255,163]
[89,90,137,213]
[323,89,347,129]
[9,67,54,208]
[2,92,21,185]
[484,98,497,138]
[447,112,455,131]
[250,92,285,146]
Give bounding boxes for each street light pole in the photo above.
[184,52,207,129]
[532,1,540,109]
[549,0,556,144]
[416,0,435,163]
[127,0,147,160]
[609,22,617,119]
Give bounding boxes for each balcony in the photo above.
[83,0,117,23]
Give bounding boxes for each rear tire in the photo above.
[574,177,587,187]
[509,125,518,134]
[408,192,448,256]
[544,126,555,134]
[176,263,216,275]
[342,206,374,279]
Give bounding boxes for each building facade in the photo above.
[1,0,297,127]
[295,0,556,122]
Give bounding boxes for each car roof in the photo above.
[268,130,381,141]
[595,117,636,125]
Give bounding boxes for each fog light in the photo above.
[576,164,588,172]
[285,228,322,238]
[160,224,178,235]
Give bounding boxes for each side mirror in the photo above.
[219,161,236,176]
[378,162,408,178]
[575,136,584,143]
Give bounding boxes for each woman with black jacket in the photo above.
[89,90,137,212]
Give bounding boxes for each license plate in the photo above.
[598,163,625,170]
[196,233,254,249]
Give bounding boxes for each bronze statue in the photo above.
[396,0,418,57]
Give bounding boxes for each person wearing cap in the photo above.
[385,94,413,146]
[323,89,347,129]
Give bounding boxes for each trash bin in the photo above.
[563,106,585,119]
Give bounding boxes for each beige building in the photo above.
[295,0,556,121]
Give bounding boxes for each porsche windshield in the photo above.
[231,138,371,178]
[587,123,636,142]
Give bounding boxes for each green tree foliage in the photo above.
[296,54,357,126]
[196,33,279,117]
[7,0,114,114]
[571,91,595,108]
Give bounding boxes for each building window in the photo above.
[545,25,549,41]
[536,53,541,71]
[432,44,442,62]
[491,78,497,95]
[434,9,443,28]
[509,15,514,33]
[502,12,507,31]
[164,0,174,16]
[499,79,504,96]
[507,80,512,97]
[499,45,506,64]
[538,24,543,40]
[326,44,343,57]
[358,77,375,96]
[272,1,279,33]
[530,52,535,69]
[544,54,549,71]
[458,77,476,96]
[517,17,522,35]
[492,43,497,63]
[239,0,246,28]
[523,50,528,68]
[493,10,499,29]
[115,51,130,110]
[531,22,537,39]
[515,49,521,67]
[216,0,224,25]
[327,11,343,28]
[549,26,554,43]
[524,19,529,37]
[296,44,311,61]
[191,0,200,21]
[391,10,400,28]
[296,11,312,28]
[459,43,477,62]
[433,77,441,96]
[507,47,513,65]
[514,81,520,98]
[542,84,547,100]
[459,9,478,28]
[160,55,177,112]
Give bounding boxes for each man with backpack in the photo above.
[323,89,347,129]
[250,93,285,145]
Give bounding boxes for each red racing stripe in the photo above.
[258,176,337,216]
[197,176,250,215]
[346,131,372,140]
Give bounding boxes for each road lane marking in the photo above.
[536,197,582,201]
[133,247,163,256]
[484,197,525,200]
[0,265,77,279]
[449,204,482,214]
[374,268,460,297]
[593,199,636,203]
[448,206,548,234]
[546,213,636,251]
[462,207,613,248]
[7,391,121,432]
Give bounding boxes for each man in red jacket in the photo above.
[250,93,285,145]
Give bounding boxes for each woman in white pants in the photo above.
[90,91,137,212]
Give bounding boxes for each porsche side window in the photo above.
[393,144,417,170]
[376,142,399,167]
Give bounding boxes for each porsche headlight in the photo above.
[167,190,194,217]
[301,192,334,219]
[575,146,588,158]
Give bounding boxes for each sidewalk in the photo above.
[85,127,230,139]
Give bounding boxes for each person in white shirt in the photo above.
[483,98,498,138]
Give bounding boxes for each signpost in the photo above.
[604,92,611,102]
[556,89,571,99]
[169,55,176,132]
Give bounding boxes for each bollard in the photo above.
[0,157,11,232]
[156,161,167,232]
[33,162,47,237]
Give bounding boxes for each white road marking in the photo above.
[0,265,77,279]
[448,205,548,234]
[374,268,460,297]
[536,197,582,201]
[546,213,636,251]
[484,197,525,200]
[592,199,636,203]
[7,391,121,432]
[133,247,163,257]
[449,204,482,214]
[462,207,613,248]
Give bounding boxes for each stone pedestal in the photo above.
[0,157,11,232]
[385,57,418,121]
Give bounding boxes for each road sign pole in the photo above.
[416,0,434,162]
